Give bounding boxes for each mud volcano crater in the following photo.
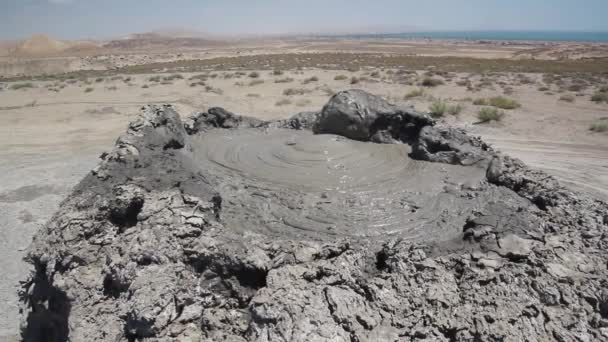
[22,90,608,341]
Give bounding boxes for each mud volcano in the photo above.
[21,90,608,341]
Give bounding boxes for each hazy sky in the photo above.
[2,0,608,40]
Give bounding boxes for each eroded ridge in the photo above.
[21,91,608,342]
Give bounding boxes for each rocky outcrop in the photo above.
[20,91,608,341]
[313,89,434,143]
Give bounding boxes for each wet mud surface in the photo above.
[196,128,494,243]
[20,90,608,341]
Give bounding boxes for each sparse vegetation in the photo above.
[189,81,206,87]
[590,121,608,132]
[559,95,575,102]
[474,96,521,109]
[10,82,35,90]
[247,93,261,98]
[296,99,312,107]
[370,71,381,78]
[404,88,425,100]
[447,103,464,115]
[248,71,260,78]
[205,86,223,95]
[477,107,505,123]
[163,74,184,81]
[275,77,294,83]
[142,84,149,89]
[489,96,521,109]
[84,87,94,93]
[272,70,284,76]
[189,74,208,81]
[275,98,292,106]
[429,100,448,118]
[302,76,319,84]
[350,77,360,85]
[591,89,608,103]
[318,86,335,96]
[473,98,489,106]
[148,76,161,82]
[283,88,311,96]
[95,77,104,83]
[421,77,444,87]
[334,75,348,81]
[249,79,265,86]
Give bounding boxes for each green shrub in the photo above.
[205,86,223,95]
[447,103,464,115]
[189,74,207,81]
[477,107,505,123]
[275,77,294,83]
[163,74,183,81]
[421,77,444,87]
[189,81,206,87]
[474,96,521,109]
[473,98,489,106]
[283,88,311,96]
[488,96,521,109]
[334,74,348,81]
[296,99,312,107]
[302,76,319,84]
[404,88,425,100]
[249,79,265,86]
[590,122,608,132]
[591,91,608,103]
[10,82,35,90]
[559,95,575,102]
[275,98,292,106]
[429,100,448,118]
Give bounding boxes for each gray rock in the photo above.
[313,89,433,143]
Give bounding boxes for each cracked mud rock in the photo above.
[21,90,608,341]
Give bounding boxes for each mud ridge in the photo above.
[21,90,608,341]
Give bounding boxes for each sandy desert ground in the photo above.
[1,38,608,339]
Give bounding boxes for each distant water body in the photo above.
[330,31,608,43]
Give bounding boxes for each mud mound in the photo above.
[21,91,608,341]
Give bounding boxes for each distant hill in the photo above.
[103,31,225,51]
[8,34,101,57]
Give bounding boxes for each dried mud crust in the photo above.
[21,90,608,342]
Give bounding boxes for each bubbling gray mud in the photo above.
[20,90,608,342]
[194,128,485,242]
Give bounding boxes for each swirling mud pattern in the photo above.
[194,128,484,242]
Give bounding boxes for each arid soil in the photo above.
[1,40,608,340]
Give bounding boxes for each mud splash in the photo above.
[21,90,608,341]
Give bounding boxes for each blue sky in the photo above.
[2,0,607,39]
